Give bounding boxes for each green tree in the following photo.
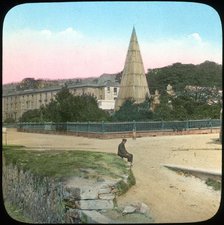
[152,94,174,120]
[146,61,222,94]
[112,98,153,121]
[4,117,16,123]
[44,86,110,122]
[153,91,221,121]
[19,109,42,122]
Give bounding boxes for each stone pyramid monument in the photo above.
[115,27,150,111]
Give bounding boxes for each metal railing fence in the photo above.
[17,119,221,134]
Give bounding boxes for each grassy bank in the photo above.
[3,145,135,184]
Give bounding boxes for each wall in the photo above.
[3,158,131,223]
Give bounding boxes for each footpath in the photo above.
[3,128,222,223]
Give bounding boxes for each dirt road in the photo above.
[3,129,222,223]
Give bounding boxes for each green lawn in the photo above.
[3,145,133,182]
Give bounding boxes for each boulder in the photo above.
[122,205,136,215]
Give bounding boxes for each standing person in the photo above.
[118,138,133,166]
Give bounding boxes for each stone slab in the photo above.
[76,199,114,210]
[81,210,112,223]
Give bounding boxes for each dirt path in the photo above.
[3,129,222,223]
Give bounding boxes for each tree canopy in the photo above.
[42,86,110,122]
[111,98,153,121]
[147,61,222,94]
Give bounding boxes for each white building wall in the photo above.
[97,100,115,110]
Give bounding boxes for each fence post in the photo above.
[101,121,105,135]
[66,121,68,134]
[161,120,164,130]
[132,120,136,140]
[75,122,78,135]
[87,121,90,137]
[186,120,189,130]
[209,118,212,133]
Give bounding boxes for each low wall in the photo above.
[3,158,131,223]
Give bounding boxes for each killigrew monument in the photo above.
[115,27,150,111]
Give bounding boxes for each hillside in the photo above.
[146,61,222,94]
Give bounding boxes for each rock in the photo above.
[76,200,114,210]
[122,202,149,215]
[122,205,136,215]
[80,210,112,223]
[98,193,115,200]
[139,202,149,214]
[98,187,111,194]
[80,187,99,200]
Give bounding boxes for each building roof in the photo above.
[3,78,120,97]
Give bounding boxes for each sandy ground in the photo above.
[3,129,222,223]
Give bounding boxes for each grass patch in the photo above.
[116,170,136,195]
[2,145,130,181]
[2,144,25,150]
[205,178,221,191]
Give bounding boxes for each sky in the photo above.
[2,1,222,84]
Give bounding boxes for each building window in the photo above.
[114,87,117,94]
[107,87,110,93]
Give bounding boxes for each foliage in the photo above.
[152,94,174,120]
[147,61,222,94]
[19,109,42,122]
[114,61,222,121]
[43,86,110,122]
[4,117,16,123]
[205,178,221,191]
[112,98,153,121]
[16,78,38,90]
[153,91,221,121]
[116,169,136,195]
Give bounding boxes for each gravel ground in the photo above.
[3,128,222,223]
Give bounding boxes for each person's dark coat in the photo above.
[117,139,133,163]
[118,142,128,157]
